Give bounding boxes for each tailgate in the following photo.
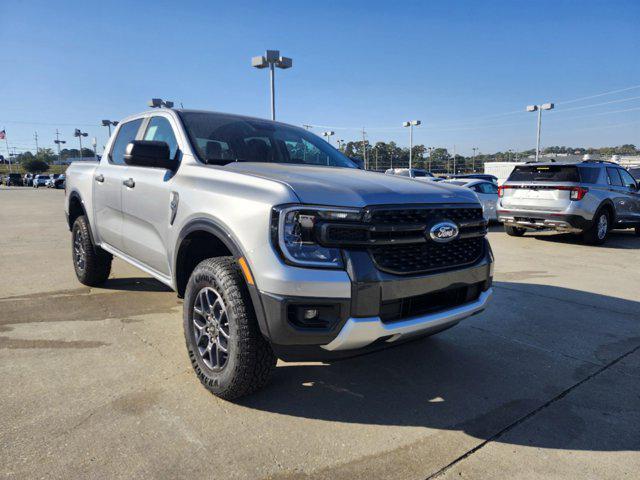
[501,184,574,211]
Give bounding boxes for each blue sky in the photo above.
[1,0,639,156]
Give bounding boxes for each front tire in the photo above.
[183,257,276,400]
[583,210,609,245]
[505,225,526,237]
[71,215,112,286]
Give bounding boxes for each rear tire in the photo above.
[582,210,610,245]
[71,215,112,286]
[505,225,526,237]
[183,257,276,400]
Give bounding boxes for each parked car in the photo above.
[65,108,494,399]
[444,179,499,222]
[449,173,498,184]
[497,160,640,244]
[385,167,437,179]
[23,173,35,186]
[33,175,49,188]
[45,173,61,188]
[4,173,23,186]
[53,174,66,189]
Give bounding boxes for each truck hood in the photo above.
[224,163,479,207]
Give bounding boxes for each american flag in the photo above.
[0,130,5,140]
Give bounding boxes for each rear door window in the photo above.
[508,165,579,182]
[606,167,623,187]
[618,169,637,189]
[110,119,144,165]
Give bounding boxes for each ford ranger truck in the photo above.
[65,109,493,399]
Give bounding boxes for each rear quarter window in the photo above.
[578,167,601,184]
[508,165,580,182]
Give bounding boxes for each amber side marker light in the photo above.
[238,257,255,285]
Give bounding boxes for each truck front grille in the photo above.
[369,237,484,275]
[317,204,487,275]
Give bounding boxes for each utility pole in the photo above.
[54,130,66,165]
[428,147,433,173]
[3,127,11,173]
[302,124,312,130]
[361,128,367,170]
[34,131,39,154]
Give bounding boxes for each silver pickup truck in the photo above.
[65,108,494,399]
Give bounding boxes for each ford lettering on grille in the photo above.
[429,222,459,243]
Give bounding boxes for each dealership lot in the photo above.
[1,187,639,479]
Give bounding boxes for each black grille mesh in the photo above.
[369,237,484,275]
[368,207,483,225]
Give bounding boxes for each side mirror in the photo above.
[124,140,174,169]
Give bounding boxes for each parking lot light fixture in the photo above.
[322,131,335,145]
[252,50,293,121]
[148,99,174,109]
[74,128,88,159]
[101,119,119,136]
[402,120,421,171]
[526,103,554,162]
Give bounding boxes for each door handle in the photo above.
[94,174,104,183]
[123,178,135,188]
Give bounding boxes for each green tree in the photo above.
[23,159,50,173]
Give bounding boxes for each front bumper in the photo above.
[497,210,592,232]
[254,240,493,360]
[323,288,492,351]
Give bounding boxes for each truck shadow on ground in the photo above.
[240,282,640,452]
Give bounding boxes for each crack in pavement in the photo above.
[425,342,640,479]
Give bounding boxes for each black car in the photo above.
[4,173,22,186]
[53,174,66,189]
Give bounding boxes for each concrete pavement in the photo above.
[0,186,638,479]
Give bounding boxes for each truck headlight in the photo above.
[272,205,361,268]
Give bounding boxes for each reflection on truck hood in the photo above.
[223,162,479,207]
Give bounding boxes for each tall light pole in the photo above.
[526,102,554,162]
[322,131,335,145]
[101,119,118,137]
[74,129,88,159]
[402,120,421,171]
[472,147,478,172]
[54,129,66,164]
[428,147,433,172]
[251,50,292,121]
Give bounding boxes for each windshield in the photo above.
[508,165,580,182]
[178,111,356,168]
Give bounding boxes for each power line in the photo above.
[556,84,640,105]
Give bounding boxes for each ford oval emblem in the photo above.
[429,221,459,243]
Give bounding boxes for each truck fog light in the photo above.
[303,309,319,320]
